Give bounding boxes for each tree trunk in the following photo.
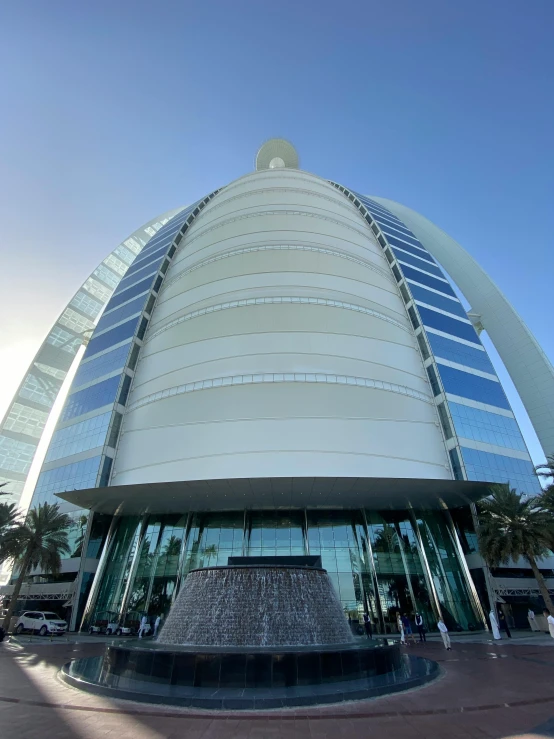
[2,555,31,631]
[527,555,554,615]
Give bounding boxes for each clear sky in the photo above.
[0,0,552,465]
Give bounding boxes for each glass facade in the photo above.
[0,208,182,506]
[88,508,482,633]
[338,187,540,497]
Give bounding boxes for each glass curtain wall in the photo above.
[84,508,483,633]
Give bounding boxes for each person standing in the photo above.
[498,610,512,638]
[396,612,406,645]
[489,609,502,640]
[138,615,148,639]
[415,613,426,642]
[402,613,416,644]
[154,614,162,638]
[437,617,451,650]
[363,612,372,640]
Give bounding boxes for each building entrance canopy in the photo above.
[57,476,491,515]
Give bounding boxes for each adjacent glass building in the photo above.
[2,139,552,632]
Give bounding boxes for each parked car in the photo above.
[15,611,67,636]
[88,610,120,635]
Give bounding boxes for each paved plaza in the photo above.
[1,632,554,738]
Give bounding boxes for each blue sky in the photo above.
[0,0,552,463]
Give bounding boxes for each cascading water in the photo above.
[158,565,354,647]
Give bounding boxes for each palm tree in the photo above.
[477,484,554,614]
[1,503,72,630]
[0,502,20,539]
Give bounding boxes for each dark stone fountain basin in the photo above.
[60,639,440,709]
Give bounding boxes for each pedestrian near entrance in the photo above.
[396,613,406,645]
[402,613,416,644]
[415,613,426,642]
[138,615,148,639]
[154,614,162,638]
[363,612,372,639]
[498,610,512,638]
[489,609,502,640]
[543,610,554,638]
[437,617,451,650]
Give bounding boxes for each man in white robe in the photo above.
[489,609,502,640]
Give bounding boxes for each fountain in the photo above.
[61,557,438,708]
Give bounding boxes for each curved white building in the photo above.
[114,169,448,485]
[2,139,552,633]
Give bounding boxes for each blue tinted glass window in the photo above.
[125,245,167,276]
[410,284,468,319]
[108,276,155,311]
[426,332,493,373]
[418,306,479,344]
[19,373,60,408]
[61,375,121,422]
[95,294,147,333]
[0,436,36,475]
[34,455,103,505]
[375,217,415,239]
[449,402,526,452]
[400,266,456,296]
[93,263,119,289]
[461,447,540,495]
[356,196,401,221]
[382,228,423,249]
[439,365,510,409]
[116,262,159,292]
[70,291,104,319]
[46,412,112,462]
[85,318,139,360]
[392,249,444,278]
[384,234,434,261]
[73,342,131,388]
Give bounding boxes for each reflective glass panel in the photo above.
[60,375,121,422]
[113,244,136,265]
[94,263,120,289]
[34,455,103,505]
[104,253,129,277]
[46,411,112,462]
[384,234,434,261]
[0,436,36,474]
[449,402,526,452]
[47,326,81,355]
[400,265,456,296]
[392,249,444,278]
[19,373,61,408]
[460,446,540,494]
[108,276,155,310]
[439,364,510,409]
[4,403,48,439]
[82,276,113,304]
[418,306,480,344]
[95,294,147,333]
[426,332,494,373]
[382,228,423,249]
[59,307,95,334]
[72,342,131,389]
[125,245,168,276]
[84,317,139,359]
[116,262,159,292]
[70,291,104,319]
[410,284,468,319]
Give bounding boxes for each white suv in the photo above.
[15,611,67,636]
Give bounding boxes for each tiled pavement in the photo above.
[1,635,554,738]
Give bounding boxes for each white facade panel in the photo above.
[113,171,451,486]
